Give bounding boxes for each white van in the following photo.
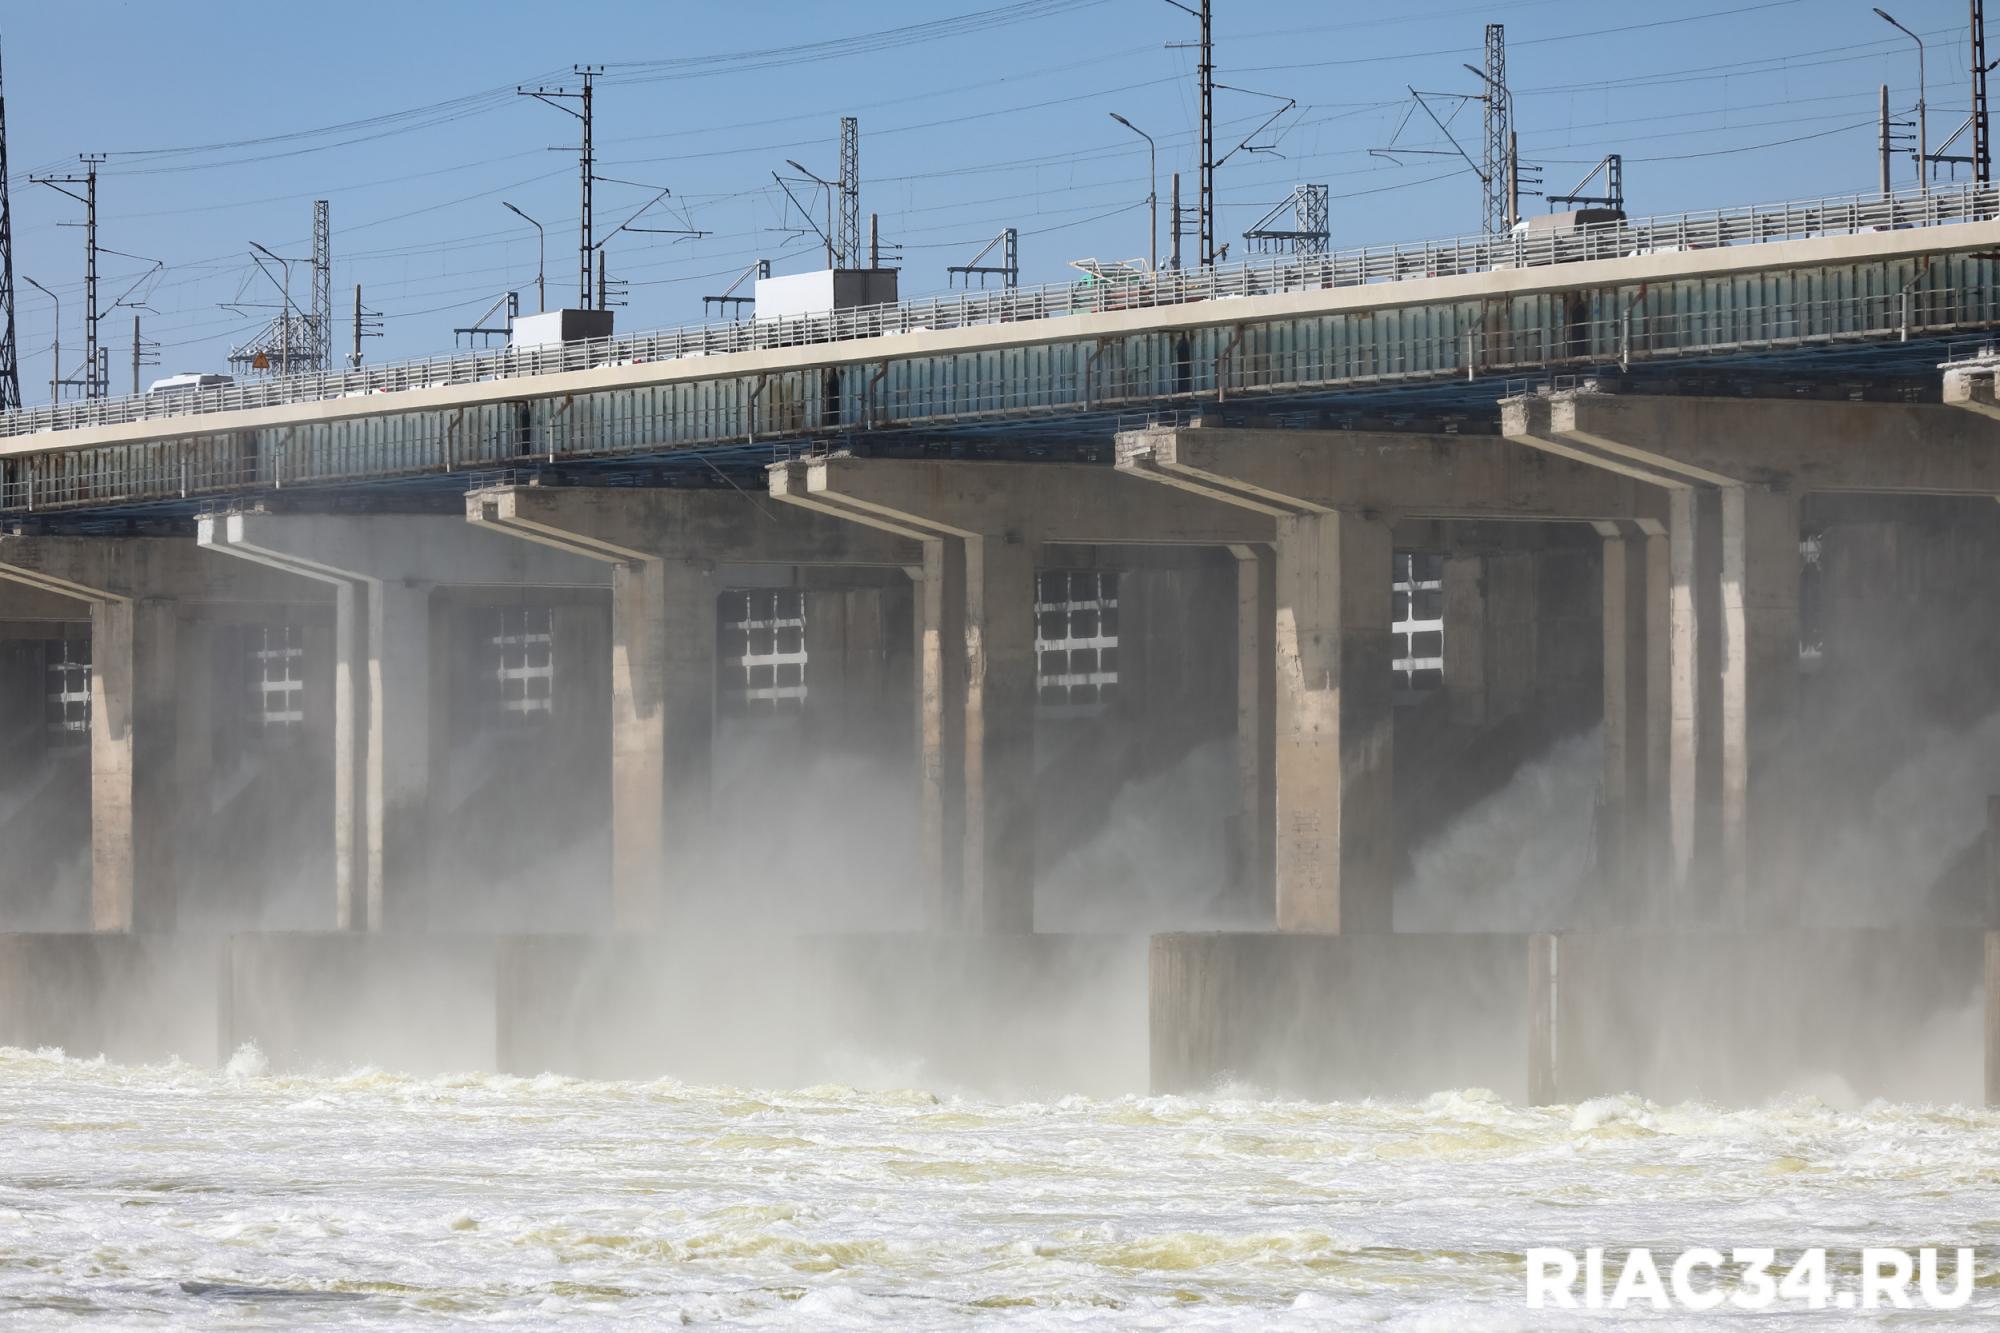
[147,372,234,397]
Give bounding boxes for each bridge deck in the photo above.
[4,184,2000,525]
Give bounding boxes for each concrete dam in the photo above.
[5,183,2000,1106]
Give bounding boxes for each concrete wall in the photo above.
[1549,929,1983,1106]
[219,931,1148,1095]
[221,933,499,1073]
[1150,932,1536,1100]
[0,934,219,1062]
[498,933,1147,1097]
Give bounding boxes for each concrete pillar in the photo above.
[1643,527,1671,884]
[610,557,715,931]
[1597,523,1651,894]
[1274,509,1395,933]
[88,598,181,932]
[331,582,370,929]
[803,586,852,743]
[1987,797,2000,928]
[1442,555,1487,726]
[1528,932,1560,1106]
[914,543,967,927]
[368,581,440,930]
[1232,545,1276,917]
[1718,483,1801,922]
[1988,931,2000,1108]
[173,617,215,881]
[1485,551,1538,722]
[1665,487,1712,897]
[962,534,1036,933]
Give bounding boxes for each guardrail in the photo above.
[2,180,1994,442]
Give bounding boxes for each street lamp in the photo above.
[23,276,58,404]
[1874,7,1927,194]
[502,201,546,312]
[1110,112,1158,271]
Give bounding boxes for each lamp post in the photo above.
[1874,7,1928,194]
[24,276,57,404]
[1110,112,1158,271]
[502,201,546,312]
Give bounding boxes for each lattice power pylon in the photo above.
[311,200,331,373]
[838,117,861,269]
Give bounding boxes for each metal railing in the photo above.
[8,271,1992,515]
[2,180,1994,442]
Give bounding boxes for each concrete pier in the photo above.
[774,456,1265,930]
[1116,424,1652,931]
[1507,390,2000,919]
[0,537,314,930]
[200,512,607,929]
[467,483,918,927]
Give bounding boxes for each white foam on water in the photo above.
[1,1050,1995,1328]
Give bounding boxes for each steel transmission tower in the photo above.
[838,117,861,268]
[311,200,331,371]
[1480,24,1513,234]
[0,41,19,411]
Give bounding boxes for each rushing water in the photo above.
[2,1045,1996,1329]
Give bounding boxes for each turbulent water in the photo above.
[2,1046,1996,1329]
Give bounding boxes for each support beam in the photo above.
[1114,424,1659,523]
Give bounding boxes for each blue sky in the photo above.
[0,0,1978,396]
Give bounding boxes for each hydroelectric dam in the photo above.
[6,182,2000,1105]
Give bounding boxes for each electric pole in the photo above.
[1882,84,1894,194]
[0,41,20,412]
[1975,0,1992,182]
[350,283,381,368]
[519,66,602,309]
[32,155,104,398]
[1163,2,1215,265]
[129,313,156,395]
